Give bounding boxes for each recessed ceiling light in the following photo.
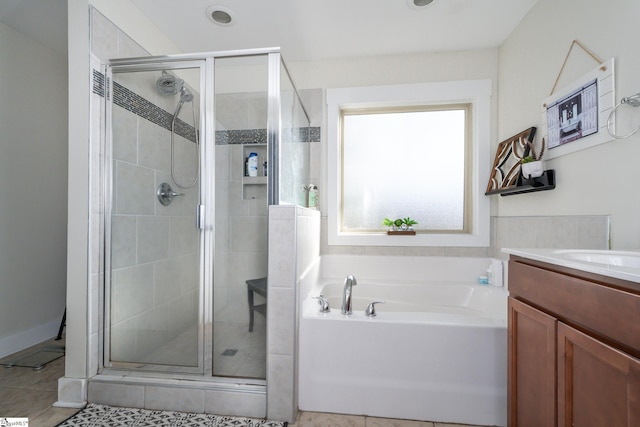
[206,5,234,26]
[407,0,435,9]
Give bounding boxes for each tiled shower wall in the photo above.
[88,8,152,377]
[108,77,200,364]
[267,206,321,421]
[90,8,203,366]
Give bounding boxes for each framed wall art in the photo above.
[541,57,615,159]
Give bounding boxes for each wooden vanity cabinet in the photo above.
[508,256,640,427]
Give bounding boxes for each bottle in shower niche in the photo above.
[248,152,258,177]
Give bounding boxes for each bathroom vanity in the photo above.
[505,249,640,427]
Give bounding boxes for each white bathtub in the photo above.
[298,259,507,426]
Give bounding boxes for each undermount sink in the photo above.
[553,250,640,268]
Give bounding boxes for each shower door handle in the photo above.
[196,205,205,229]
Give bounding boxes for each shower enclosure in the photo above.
[103,49,310,380]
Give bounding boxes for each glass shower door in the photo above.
[106,63,204,372]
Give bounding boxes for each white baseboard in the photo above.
[56,377,87,408]
[0,318,63,359]
[53,400,87,409]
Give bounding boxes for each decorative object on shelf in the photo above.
[541,40,615,159]
[486,130,555,196]
[383,217,418,235]
[485,127,536,195]
[607,92,640,139]
[520,137,546,179]
[521,157,544,179]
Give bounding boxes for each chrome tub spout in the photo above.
[341,275,357,315]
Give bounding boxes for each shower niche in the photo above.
[242,143,268,200]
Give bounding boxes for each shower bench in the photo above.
[246,277,267,332]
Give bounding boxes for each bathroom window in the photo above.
[341,105,470,233]
[326,80,491,247]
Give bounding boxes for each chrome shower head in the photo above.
[156,71,184,96]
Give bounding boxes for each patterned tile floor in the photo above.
[0,337,489,427]
[56,404,285,427]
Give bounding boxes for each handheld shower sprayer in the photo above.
[156,71,199,190]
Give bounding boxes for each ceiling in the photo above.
[0,0,539,62]
[130,0,539,61]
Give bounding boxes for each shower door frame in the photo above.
[101,48,286,378]
[103,58,210,375]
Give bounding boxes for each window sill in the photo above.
[328,229,490,247]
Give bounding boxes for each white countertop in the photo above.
[503,248,640,284]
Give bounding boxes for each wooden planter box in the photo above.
[387,230,416,236]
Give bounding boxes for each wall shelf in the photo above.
[242,176,268,185]
[499,169,556,196]
[242,143,268,200]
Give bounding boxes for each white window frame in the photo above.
[326,80,492,247]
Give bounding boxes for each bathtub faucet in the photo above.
[341,275,358,315]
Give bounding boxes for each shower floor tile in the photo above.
[136,320,267,378]
[213,321,266,379]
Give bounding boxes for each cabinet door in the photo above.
[508,297,557,427]
[558,323,640,427]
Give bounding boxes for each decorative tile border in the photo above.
[216,129,267,145]
[93,69,197,143]
[93,70,320,145]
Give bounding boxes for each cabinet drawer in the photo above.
[509,260,640,355]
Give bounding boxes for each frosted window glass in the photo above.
[342,109,467,231]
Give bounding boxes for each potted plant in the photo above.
[383,217,418,235]
[521,156,544,179]
[520,138,546,179]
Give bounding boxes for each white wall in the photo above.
[497,0,640,249]
[290,49,498,90]
[286,49,499,256]
[61,0,91,397]
[0,22,68,357]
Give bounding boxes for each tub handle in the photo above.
[313,295,331,313]
[365,301,385,317]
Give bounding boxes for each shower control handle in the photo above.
[157,182,185,206]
